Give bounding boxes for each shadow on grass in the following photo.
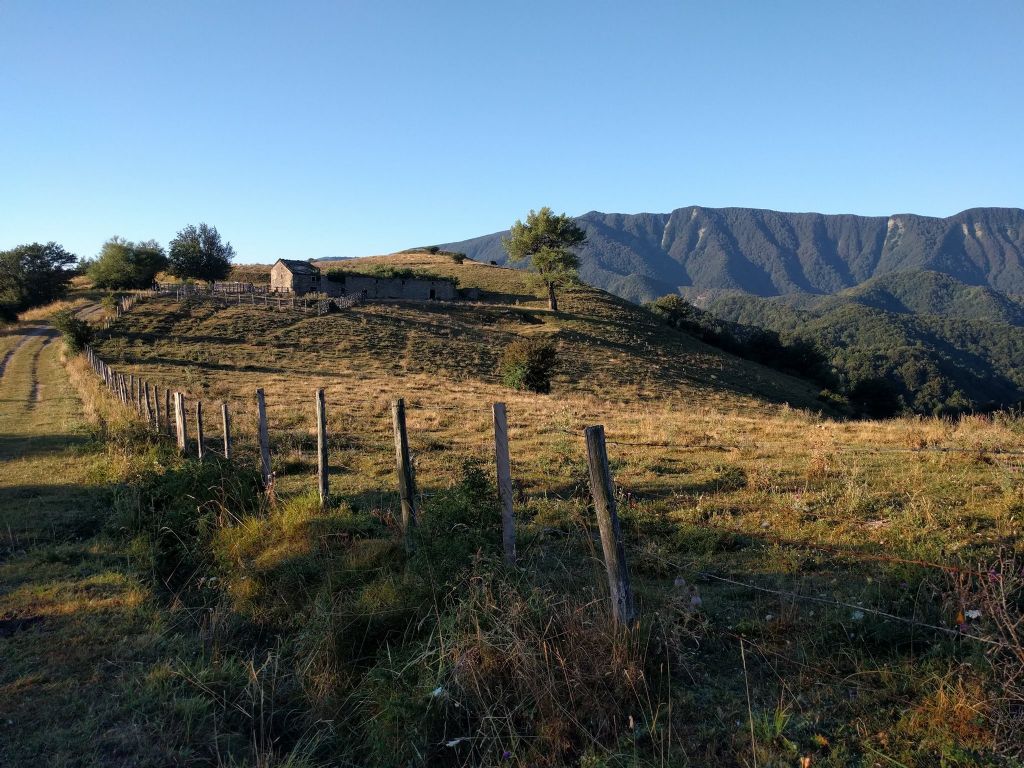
[0,433,94,462]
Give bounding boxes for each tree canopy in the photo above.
[88,237,167,289]
[0,241,77,319]
[502,207,586,311]
[167,223,235,281]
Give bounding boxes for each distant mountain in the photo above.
[441,206,1024,303]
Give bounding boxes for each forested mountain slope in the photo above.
[706,274,1024,414]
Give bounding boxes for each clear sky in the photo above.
[1,1,1022,264]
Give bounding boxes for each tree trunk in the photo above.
[547,282,558,312]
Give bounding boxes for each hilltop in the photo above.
[207,252,827,411]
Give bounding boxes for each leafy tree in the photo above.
[167,223,235,281]
[502,207,586,311]
[88,236,167,289]
[0,241,77,315]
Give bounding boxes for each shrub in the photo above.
[448,252,466,264]
[413,458,500,578]
[51,308,94,352]
[499,338,557,393]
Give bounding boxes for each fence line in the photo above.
[84,297,1019,636]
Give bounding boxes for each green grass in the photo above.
[0,319,318,767]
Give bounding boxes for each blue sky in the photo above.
[1,1,1021,264]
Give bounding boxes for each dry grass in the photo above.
[63,254,1024,763]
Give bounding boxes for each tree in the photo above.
[502,207,586,311]
[0,241,77,315]
[167,223,235,282]
[88,237,167,289]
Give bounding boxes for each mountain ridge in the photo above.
[440,205,1024,303]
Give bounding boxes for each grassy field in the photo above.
[7,256,1024,765]
[0,318,193,765]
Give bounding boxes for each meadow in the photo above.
[5,253,1022,766]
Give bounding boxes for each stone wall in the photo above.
[323,274,458,301]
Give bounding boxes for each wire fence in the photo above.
[78,290,1022,651]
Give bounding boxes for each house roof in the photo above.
[275,258,321,276]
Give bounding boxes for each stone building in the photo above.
[324,271,458,301]
[269,259,460,301]
[271,259,322,294]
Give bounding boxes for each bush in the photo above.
[414,459,500,578]
[448,252,466,264]
[499,338,557,393]
[51,309,93,352]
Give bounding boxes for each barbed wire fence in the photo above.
[80,290,1021,656]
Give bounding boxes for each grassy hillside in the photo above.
[66,252,1024,765]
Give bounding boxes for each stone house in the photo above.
[269,259,460,301]
[271,259,322,294]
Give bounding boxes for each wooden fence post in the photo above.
[221,401,231,460]
[195,401,205,460]
[164,390,172,436]
[391,399,417,549]
[256,388,272,489]
[584,424,637,627]
[492,402,516,564]
[153,385,162,431]
[315,389,329,505]
[174,392,188,452]
[144,382,153,426]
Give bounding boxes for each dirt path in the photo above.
[0,326,51,380]
[0,321,190,766]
